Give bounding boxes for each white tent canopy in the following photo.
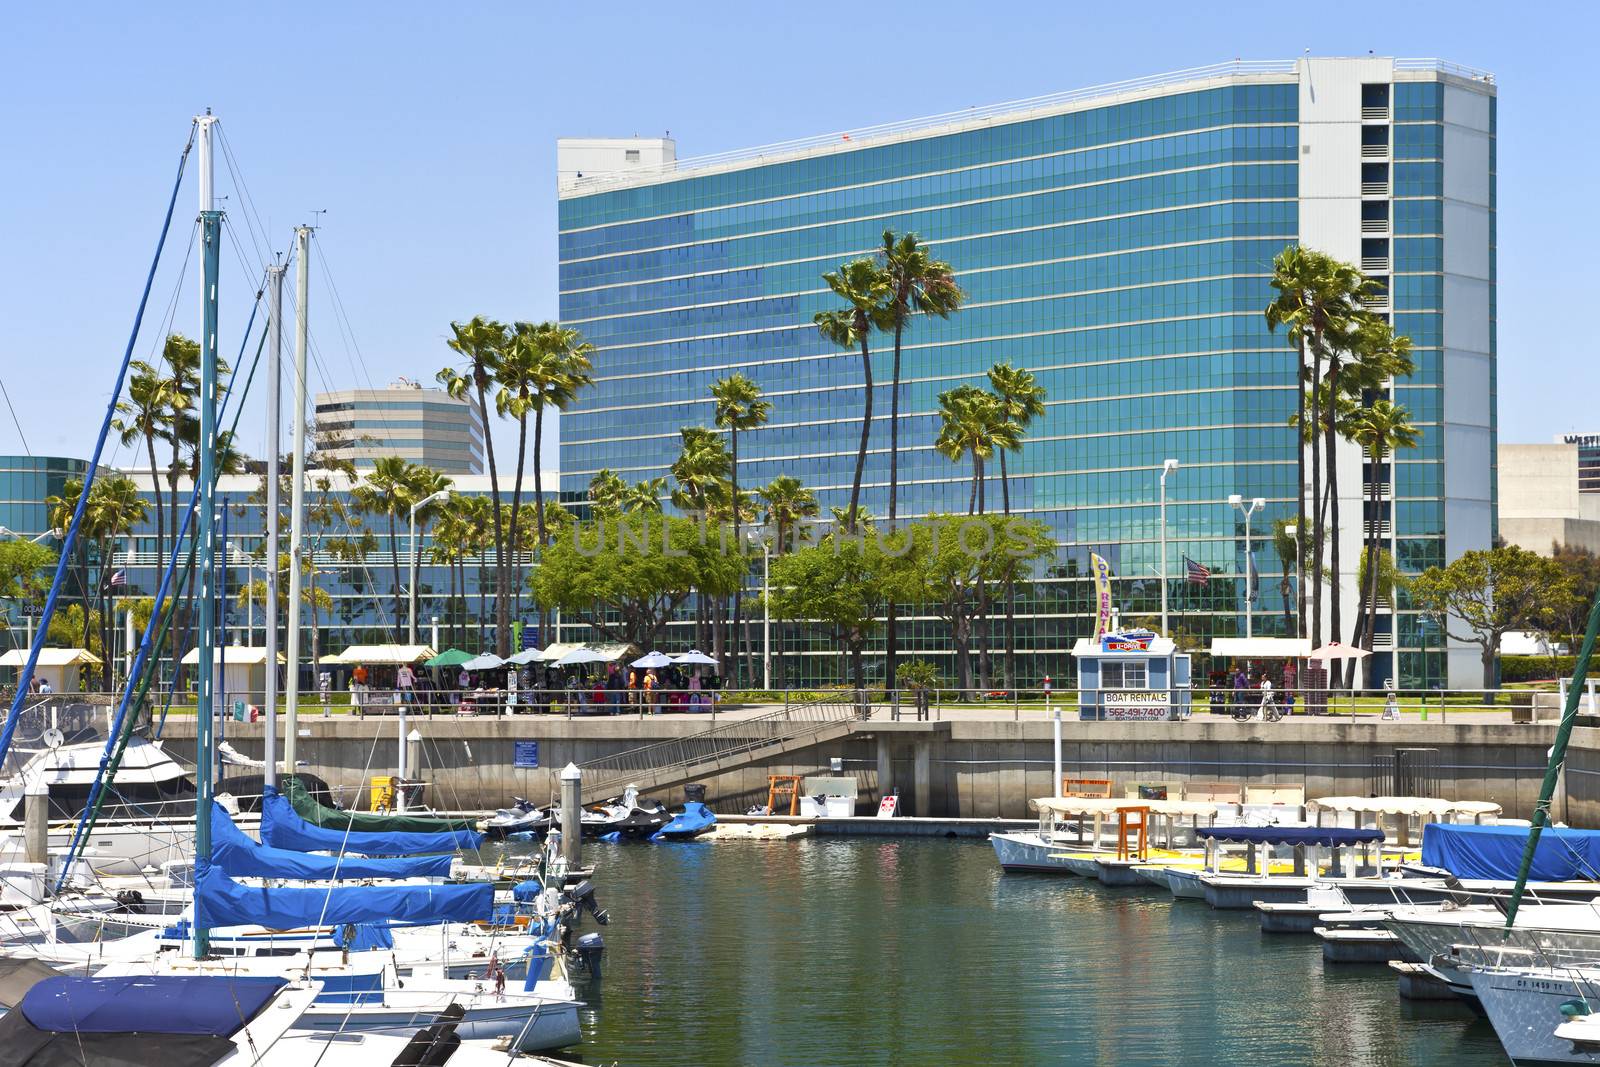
[330,644,436,665]
[0,648,102,668]
[1031,796,1222,819]
[1309,796,1503,818]
[1209,638,1312,659]
[179,647,285,665]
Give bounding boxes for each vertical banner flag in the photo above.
[1090,552,1113,639]
[1248,550,1260,603]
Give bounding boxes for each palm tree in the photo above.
[354,458,425,642]
[711,373,772,684]
[500,321,593,640]
[1346,398,1420,684]
[1265,247,1366,647]
[623,478,666,514]
[880,232,964,688]
[815,258,890,533]
[986,362,1047,690]
[672,426,732,654]
[113,361,173,581]
[437,317,510,653]
[760,475,819,688]
[452,495,495,648]
[587,469,627,515]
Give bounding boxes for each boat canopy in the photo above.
[1197,826,1385,846]
[1309,795,1503,818]
[21,974,285,1036]
[210,805,454,881]
[282,775,479,834]
[1031,797,1221,818]
[1421,822,1600,881]
[195,861,492,929]
[261,785,482,855]
[0,958,61,1010]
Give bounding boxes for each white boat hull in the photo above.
[295,994,582,1052]
[990,831,1081,873]
[1469,967,1600,1065]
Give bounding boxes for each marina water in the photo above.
[559,838,1511,1066]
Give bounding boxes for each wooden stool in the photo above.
[1115,805,1150,862]
[767,774,803,816]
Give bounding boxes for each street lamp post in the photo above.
[745,526,774,691]
[409,491,451,646]
[1158,459,1179,636]
[1228,494,1266,639]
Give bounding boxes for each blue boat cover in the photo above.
[1421,822,1600,881]
[333,923,396,952]
[653,801,717,840]
[21,975,286,1036]
[260,785,482,855]
[512,878,543,902]
[194,861,492,930]
[1196,826,1385,846]
[210,807,454,881]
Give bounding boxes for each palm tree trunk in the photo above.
[1309,343,1324,650]
[508,409,530,641]
[387,513,404,643]
[1363,447,1384,688]
[1325,356,1343,684]
[847,335,873,532]
[975,457,990,694]
[886,322,904,692]
[730,426,745,685]
[474,379,508,656]
[532,405,548,652]
[145,435,165,587]
[1294,337,1307,638]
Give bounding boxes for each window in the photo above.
[1101,660,1147,689]
[624,149,641,163]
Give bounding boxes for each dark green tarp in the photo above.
[283,775,479,833]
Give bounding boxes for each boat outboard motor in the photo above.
[391,1003,465,1067]
[576,931,605,980]
[563,878,609,925]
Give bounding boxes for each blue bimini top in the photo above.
[21,974,287,1036]
[1197,826,1386,847]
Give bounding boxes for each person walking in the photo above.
[606,663,624,712]
[1256,672,1274,722]
[1231,667,1247,716]
[396,663,416,707]
[644,668,659,714]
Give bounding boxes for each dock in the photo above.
[717,814,1030,838]
[1316,927,1416,964]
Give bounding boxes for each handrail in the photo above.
[576,694,863,794]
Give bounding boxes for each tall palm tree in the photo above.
[354,458,424,642]
[437,317,510,653]
[113,361,173,581]
[815,258,890,533]
[1346,398,1420,684]
[760,475,819,688]
[711,373,771,683]
[1265,247,1365,647]
[880,232,964,688]
[672,426,731,654]
[453,495,495,648]
[501,321,593,641]
[986,362,1047,690]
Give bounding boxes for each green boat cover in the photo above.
[283,775,479,833]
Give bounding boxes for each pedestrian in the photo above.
[629,667,640,708]
[458,667,471,691]
[688,670,703,710]
[1042,674,1052,707]
[1256,672,1274,722]
[36,677,52,696]
[644,668,659,714]
[1231,666,1247,715]
[1282,660,1298,716]
[396,662,415,706]
[606,663,624,712]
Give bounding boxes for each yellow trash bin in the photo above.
[370,775,395,812]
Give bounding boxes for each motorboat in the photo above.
[653,801,716,841]
[993,796,1221,875]
[1465,959,1600,1065]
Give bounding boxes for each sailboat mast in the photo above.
[282,225,311,773]
[193,110,223,961]
[263,263,284,789]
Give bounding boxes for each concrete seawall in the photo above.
[161,714,1600,825]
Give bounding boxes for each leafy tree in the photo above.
[532,513,745,652]
[437,316,511,653]
[766,526,916,694]
[711,372,771,684]
[814,258,891,533]
[1552,544,1600,636]
[901,515,1055,695]
[0,540,55,644]
[1410,545,1580,695]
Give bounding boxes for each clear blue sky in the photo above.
[0,1,1590,469]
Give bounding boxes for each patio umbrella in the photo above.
[554,647,612,668]
[671,649,719,666]
[463,653,506,671]
[1307,642,1371,661]
[631,650,672,669]
[504,648,546,666]
[424,648,474,668]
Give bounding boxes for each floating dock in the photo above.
[717,814,1030,838]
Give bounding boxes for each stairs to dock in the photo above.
[577,695,867,798]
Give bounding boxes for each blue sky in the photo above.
[0,1,1591,470]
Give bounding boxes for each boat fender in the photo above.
[1562,998,1593,1020]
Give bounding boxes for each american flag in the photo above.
[105,569,126,588]
[1183,556,1209,585]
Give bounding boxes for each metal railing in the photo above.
[576,694,864,795]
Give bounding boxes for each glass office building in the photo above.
[555,58,1498,689]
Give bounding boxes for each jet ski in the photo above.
[484,786,670,840]
[652,801,716,841]
[483,797,549,838]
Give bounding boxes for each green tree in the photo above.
[814,257,891,533]
[711,372,772,684]
[532,513,745,651]
[758,475,819,685]
[879,231,964,689]
[46,476,148,688]
[766,526,916,694]
[622,478,666,514]
[437,316,511,653]
[1410,545,1580,695]
[1552,544,1600,640]
[935,386,1019,516]
[1344,397,1420,682]
[1270,516,1308,635]
[353,458,451,643]
[113,360,174,580]
[587,469,628,516]
[0,540,55,646]
[901,515,1055,696]
[1265,247,1369,646]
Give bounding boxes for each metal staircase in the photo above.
[577,695,866,798]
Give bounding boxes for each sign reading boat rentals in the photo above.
[1103,691,1169,721]
[513,740,540,768]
